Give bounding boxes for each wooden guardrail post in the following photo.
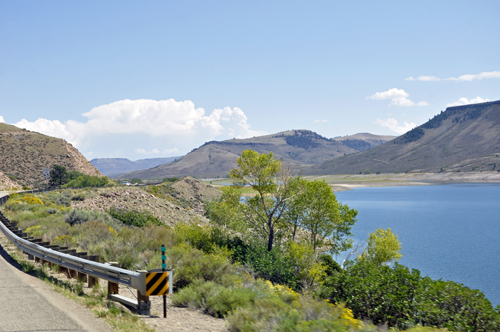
[75,252,88,283]
[87,255,100,288]
[107,262,120,297]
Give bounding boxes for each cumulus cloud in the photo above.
[375,118,416,135]
[367,88,428,107]
[314,119,329,123]
[405,76,440,81]
[446,97,490,107]
[0,116,4,123]
[14,98,266,157]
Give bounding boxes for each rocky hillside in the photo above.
[0,170,19,190]
[332,133,395,151]
[70,177,220,226]
[304,100,500,175]
[118,130,392,180]
[0,123,102,188]
[91,156,180,177]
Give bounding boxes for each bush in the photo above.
[71,193,85,201]
[65,208,120,228]
[172,280,257,317]
[108,207,162,227]
[63,175,109,188]
[320,260,500,330]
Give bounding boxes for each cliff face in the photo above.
[0,123,101,188]
[303,101,500,175]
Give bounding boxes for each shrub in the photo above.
[65,208,120,229]
[63,175,109,188]
[172,280,257,318]
[108,207,162,227]
[320,260,500,330]
[20,195,44,205]
[71,193,85,201]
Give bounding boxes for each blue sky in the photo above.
[1,1,499,160]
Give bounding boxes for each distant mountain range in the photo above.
[0,123,101,189]
[90,157,180,177]
[303,101,500,175]
[117,130,394,179]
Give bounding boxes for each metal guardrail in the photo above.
[0,193,146,294]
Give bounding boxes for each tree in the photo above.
[359,227,402,265]
[49,164,68,187]
[285,179,357,254]
[229,150,294,252]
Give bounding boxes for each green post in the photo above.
[162,244,167,318]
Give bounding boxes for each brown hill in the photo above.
[118,129,382,180]
[0,123,102,188]
[332,133,395,151]
[303,101,500,175]
[90,156,180,176]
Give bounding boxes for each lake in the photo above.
[336,183,500,306]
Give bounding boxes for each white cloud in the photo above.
[14,98,267,157]
[15,118,71,139]
[446,96,490,107]
[375,118,416,135]
[367,88,428,107]
[405,76,440,81]
[162,148,179,154]
[0,116,4,123]
[406,70,500,82]
[134,148,160,155]
[446,71,500,81]
[314,119,329,123]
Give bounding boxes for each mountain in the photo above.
[90,157,180,177]
[332,133,395,151]
[0,123,102,188]
[303,101,500,175]
[118,130,392,180]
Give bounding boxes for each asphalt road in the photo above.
[0,192,111,332]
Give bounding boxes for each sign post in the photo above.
[162,244,167,318]
[43,168,50,191]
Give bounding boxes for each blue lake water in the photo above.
[335,183,500,306]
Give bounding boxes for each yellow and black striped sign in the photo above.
[146,271,169,296]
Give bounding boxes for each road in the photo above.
[0,192,112,332]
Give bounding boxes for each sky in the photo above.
[1,1,500,160]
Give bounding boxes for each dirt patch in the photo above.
[0,170,19,190]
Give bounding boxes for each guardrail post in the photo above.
[76,252,88,283]
[136,270,151,315]
[107,262,120,297]
[88,255,100,288]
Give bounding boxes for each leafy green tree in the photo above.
[49,164,68,187]
[359,227,402,265]
[205,186,247,235]
[229,150,294,251]
[285,179,357,253]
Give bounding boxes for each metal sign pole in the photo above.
[162,244,167,318]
